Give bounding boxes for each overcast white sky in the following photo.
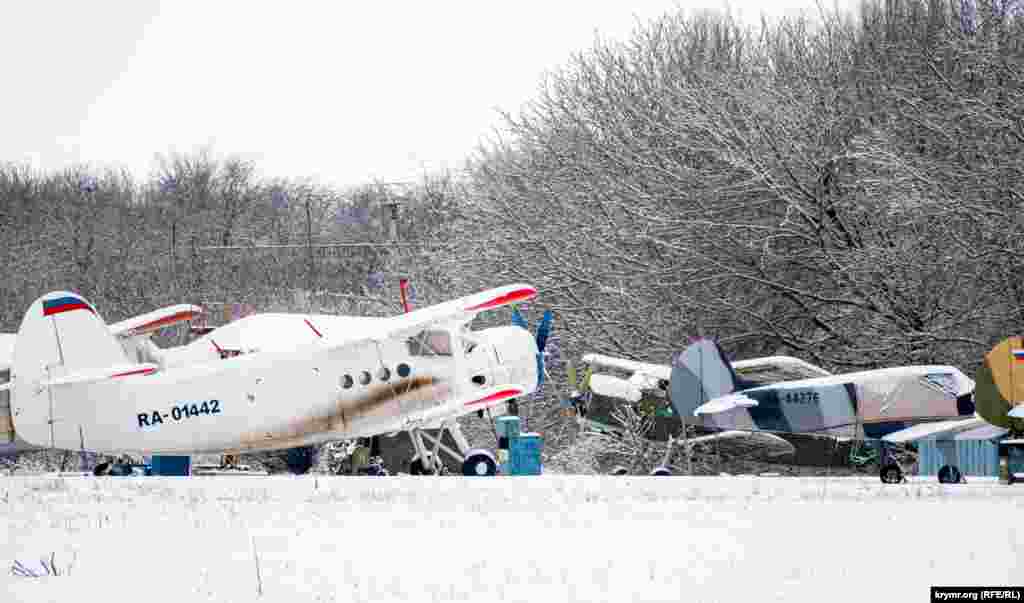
[1,1,840,189]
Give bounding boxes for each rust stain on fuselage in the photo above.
[239,375,452,451]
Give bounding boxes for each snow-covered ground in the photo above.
[3,475,1023,602]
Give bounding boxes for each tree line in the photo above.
[2,0,1021,458]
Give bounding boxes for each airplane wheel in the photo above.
[109,463,134,476]
[938,465,963,484]
[650,466,672,476]
[462,450,497,476]
[285,446,318,475]
[610,466,629,476]
[880,463,903,484]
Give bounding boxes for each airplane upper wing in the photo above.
[108,304,204,338]
[730,355,832,384]
[580,354,671,381]
[581,353,831,388]
[343,283,538,346]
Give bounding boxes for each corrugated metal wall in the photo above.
[919,439,1000,477]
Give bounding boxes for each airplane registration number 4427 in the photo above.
[137,401,221,428]
[783,391,821,405]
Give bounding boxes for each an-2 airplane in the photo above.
[0,284,547,476]
[574,338,977,482]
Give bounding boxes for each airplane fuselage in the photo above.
[696,366,976,438]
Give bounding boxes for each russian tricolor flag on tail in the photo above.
[1013,349,1024,362]
[42,294,94,317]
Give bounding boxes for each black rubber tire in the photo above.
[462,450,497,476]
[284,446,318,475]
[610,466,629,476]
[880,463,903,484]
[938,464,963,484]
[650,466,672,476]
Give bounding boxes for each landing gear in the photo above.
[409,454,444,475]
[610,466,629,476]
[880,463,904,484]
[92,456,140,477]
[405,421,473,476]
[938,464,964,484]
[462,450,498,476]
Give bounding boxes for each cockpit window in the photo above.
[406,330,452,357]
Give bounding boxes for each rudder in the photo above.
[11,291,129,448]
[668,338,743,422]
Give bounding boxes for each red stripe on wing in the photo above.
[111,367,156,378]
[464,287,537,312]
[123,310,202,336]
[464,388,524,407]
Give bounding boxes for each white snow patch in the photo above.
[3,475,1023,602]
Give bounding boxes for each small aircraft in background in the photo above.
[572,338,977,482]
[0,284,551,476]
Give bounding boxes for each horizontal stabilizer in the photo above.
[42,363,158,387]
[693,393,758,416]
[109,304,203,338]
[588,373,643,402]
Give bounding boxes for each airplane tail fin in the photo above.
[11,292,133,447]
[668,338,743,422]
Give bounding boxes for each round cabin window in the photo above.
[378,367,391,382]
[341,374,354,389]
[397,363,411,378]
[359,371,372,386]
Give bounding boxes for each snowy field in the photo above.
[4,475,1024,602]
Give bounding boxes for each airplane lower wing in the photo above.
[680,430,796,459]
[880,416,990,444]
[588,373,644,402]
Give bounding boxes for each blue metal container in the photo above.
[918,424,1006,478]
[496,416,521,440]
[495,416,521,475]
[510,433,543,475]
[150,455,191,476]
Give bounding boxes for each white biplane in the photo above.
[0,284,545,476]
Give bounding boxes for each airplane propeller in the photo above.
[511,306,555,388]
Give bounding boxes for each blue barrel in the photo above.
[495,416,521,474]
[150,455,191,476]
[510,433,543,475]
[496,416,521,440]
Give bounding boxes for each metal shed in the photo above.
[918,424,1008,480]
